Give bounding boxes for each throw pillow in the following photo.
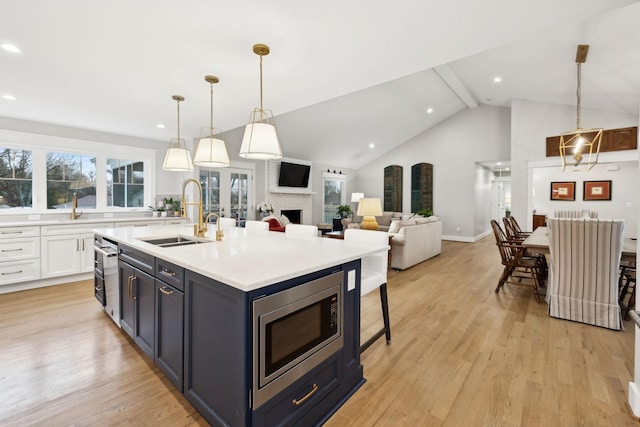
[347,223,361,229]
[280,214,291,226]
[376,212,394,226]
[401,213,415,222]
[400,219,417,227]
[388,219,402,234]
[415,217,430,224]
[261,214,280,225]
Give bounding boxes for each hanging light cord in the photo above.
[209,82,214,134]
[576,62,582,130]
[176,98,181,142]
[259,52,264,121]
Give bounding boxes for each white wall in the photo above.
[510,99,638,228]
[355,104,511,241]
[531,161,638,237]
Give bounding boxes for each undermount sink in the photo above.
[138,235,211,248]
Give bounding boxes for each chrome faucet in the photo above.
[205,212,224,242]
[71,192,81,220]
[181,178,207,238]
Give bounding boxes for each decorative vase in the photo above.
[161,211,167,217]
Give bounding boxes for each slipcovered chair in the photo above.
[554,210,598,219]
[218,217,236,230]
[546,218,624,330]
[285,224,318,237]
[344,228,391,351]
[244,220,269,231]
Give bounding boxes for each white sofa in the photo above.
[389,218,442,270]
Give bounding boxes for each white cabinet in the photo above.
[0,226,41,286]
[40,222,113,278]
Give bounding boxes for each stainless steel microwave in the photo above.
[252,271,344,409]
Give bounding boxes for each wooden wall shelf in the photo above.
[545,126,637,157]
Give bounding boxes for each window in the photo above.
[0,148,33,208]
[46,152,96,209]
[323,173,346,223]
[107,159,144,207]
[200,170,220,215]
[230,172,248,220]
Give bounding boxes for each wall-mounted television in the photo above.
[278,161,311,188]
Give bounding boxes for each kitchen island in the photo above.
[94,225,387,426]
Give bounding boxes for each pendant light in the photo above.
[558,45,603,172]
[193,75,230,168]
[239,43,283,160]
[163,95,194,171]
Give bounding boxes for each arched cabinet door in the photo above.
[383,165,402,212]
[411,163,433,213]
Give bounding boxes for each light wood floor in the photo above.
[0,236,637,426]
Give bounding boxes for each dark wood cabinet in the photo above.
[155,279,184,392]
[532,214,547,230]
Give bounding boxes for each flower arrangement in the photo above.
[257,201,274,214]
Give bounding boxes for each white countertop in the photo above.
[0,216,172,228]
[95,225,389,292]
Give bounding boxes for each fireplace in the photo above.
[281,209,301,224]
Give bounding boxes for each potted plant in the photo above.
[415,208,433,217]
[163,198,181,217]
[157,207,167,217]
[336,204,352,219]
[148,205,160,217]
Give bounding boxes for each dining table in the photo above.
[521,226,638,262]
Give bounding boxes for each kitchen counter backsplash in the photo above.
[0,211,173,226]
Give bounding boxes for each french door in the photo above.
[200,167,254,221]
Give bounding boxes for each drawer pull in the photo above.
[0,231,23,235]
[1,248,23,252]
[95,285,102,291]
[134,224,148,227]
[2,270,23,275]
[159,286,174,296]
[161,269,177,277]
[292,383,318,406]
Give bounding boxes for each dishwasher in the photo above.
[94,236,120,326]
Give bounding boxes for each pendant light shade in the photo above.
[163,95,194,171]
[194,75,230,167]
[239,44,282,160]
[558,45,603,172]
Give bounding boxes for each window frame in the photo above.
[0,129,156,213]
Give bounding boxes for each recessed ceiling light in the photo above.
[493,76,502,83]
[1,43,21,53]
[496,162,502,166]
[156,124,165,129]
[369,143,375,149]
[2,94,16,101]
[426,108,434,114]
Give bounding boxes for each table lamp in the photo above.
[357,198,382,231]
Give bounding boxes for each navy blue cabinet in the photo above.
[155,279,184,392]
[118,259,155,359]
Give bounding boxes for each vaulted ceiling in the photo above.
[1,1,639,169]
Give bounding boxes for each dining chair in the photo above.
[509,216,531,237]
[218,217,237,230]
[344,228,391,351]
[619,261,636,321]
[491,219,546,302]
[546,218,624,330]
[285,223,318,237]
[244,220,269,231]
[503,217,526,242]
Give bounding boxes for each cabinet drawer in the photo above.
[0,238,40,261]
[119,244,154,275]
[0,226,40,239]
[115,221,162,228]
[41,222,113,236]
[0,258,41,285]
[255,354,340,426]
[155,258,184,291]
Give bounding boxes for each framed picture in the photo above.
[583,180,612,201]
[550,181,576,201]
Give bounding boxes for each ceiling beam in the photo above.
[434,64,478,109]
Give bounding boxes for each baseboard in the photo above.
[0,273,93,294]
[442,230,491,243]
